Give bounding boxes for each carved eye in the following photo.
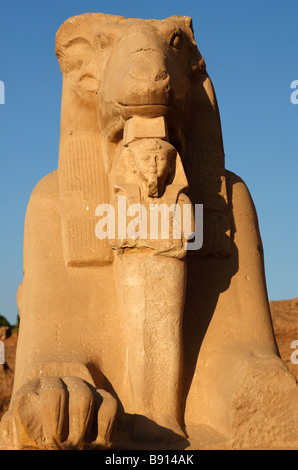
[170,32,183,51]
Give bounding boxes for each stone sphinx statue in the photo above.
[1,13,297,450]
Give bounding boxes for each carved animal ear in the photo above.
[56,36,99,94]
[166,15,206,81]
[55,13,125,93]
[165,17,225,180]
[180,22,232,259]
[169,17,224,156]
[191,72,224,156]
[55,14,113,136]
[164,17,224,164]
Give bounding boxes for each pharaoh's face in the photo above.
[129,139,176,197]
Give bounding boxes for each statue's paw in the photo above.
[0,376,117,450]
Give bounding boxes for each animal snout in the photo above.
[129,65,169,83]
[106,50,172,107]
[128,51,170,84]
[97,25,192,126]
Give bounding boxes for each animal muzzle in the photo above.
[115,50,172,107]
[98,46,190,128]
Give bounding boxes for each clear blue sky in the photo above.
[0,0,297,324]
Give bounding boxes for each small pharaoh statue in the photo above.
[109,117,195,258]
[107,117,195,440]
